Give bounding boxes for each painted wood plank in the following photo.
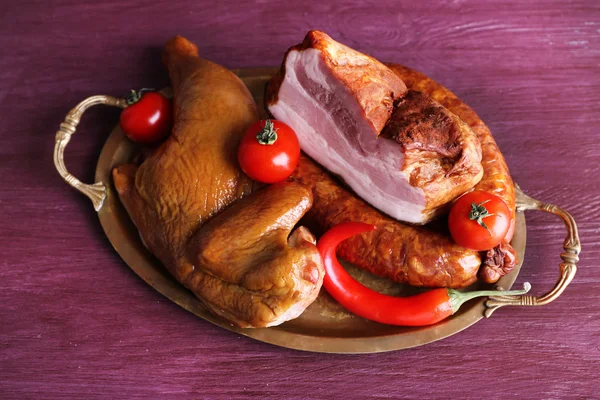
[0,0,598,398]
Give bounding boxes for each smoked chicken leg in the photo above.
[113,36,324,328]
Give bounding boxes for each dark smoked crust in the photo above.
[380,89,484,220]
[382,90,461,158]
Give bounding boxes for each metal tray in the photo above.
[53,67,580,353]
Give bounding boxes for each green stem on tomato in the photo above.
[125,88,156,106]
[469,200,494,233]
[448,282,531,314]
[256,119,278,145]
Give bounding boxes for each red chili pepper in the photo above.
[317,222,530,326]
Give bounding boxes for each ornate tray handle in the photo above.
[54,95,126,211]
[485,186,581,317]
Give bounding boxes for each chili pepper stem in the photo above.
[448,282,531,314]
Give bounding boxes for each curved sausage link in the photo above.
[292,156,482,288]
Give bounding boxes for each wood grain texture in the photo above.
[1,0,598,399]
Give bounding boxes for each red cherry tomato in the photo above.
[448,191,511,251]
[119,90,172,144]
[237,119,300,183]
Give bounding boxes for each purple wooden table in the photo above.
[1,1,598,398]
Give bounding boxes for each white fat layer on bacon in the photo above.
[269,48,427,223]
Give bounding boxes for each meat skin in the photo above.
[266,30,406,134]
[114,36,257,276]
[186,182,324,327]
[113,36,324,328]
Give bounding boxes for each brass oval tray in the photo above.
[53,67,580,353]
